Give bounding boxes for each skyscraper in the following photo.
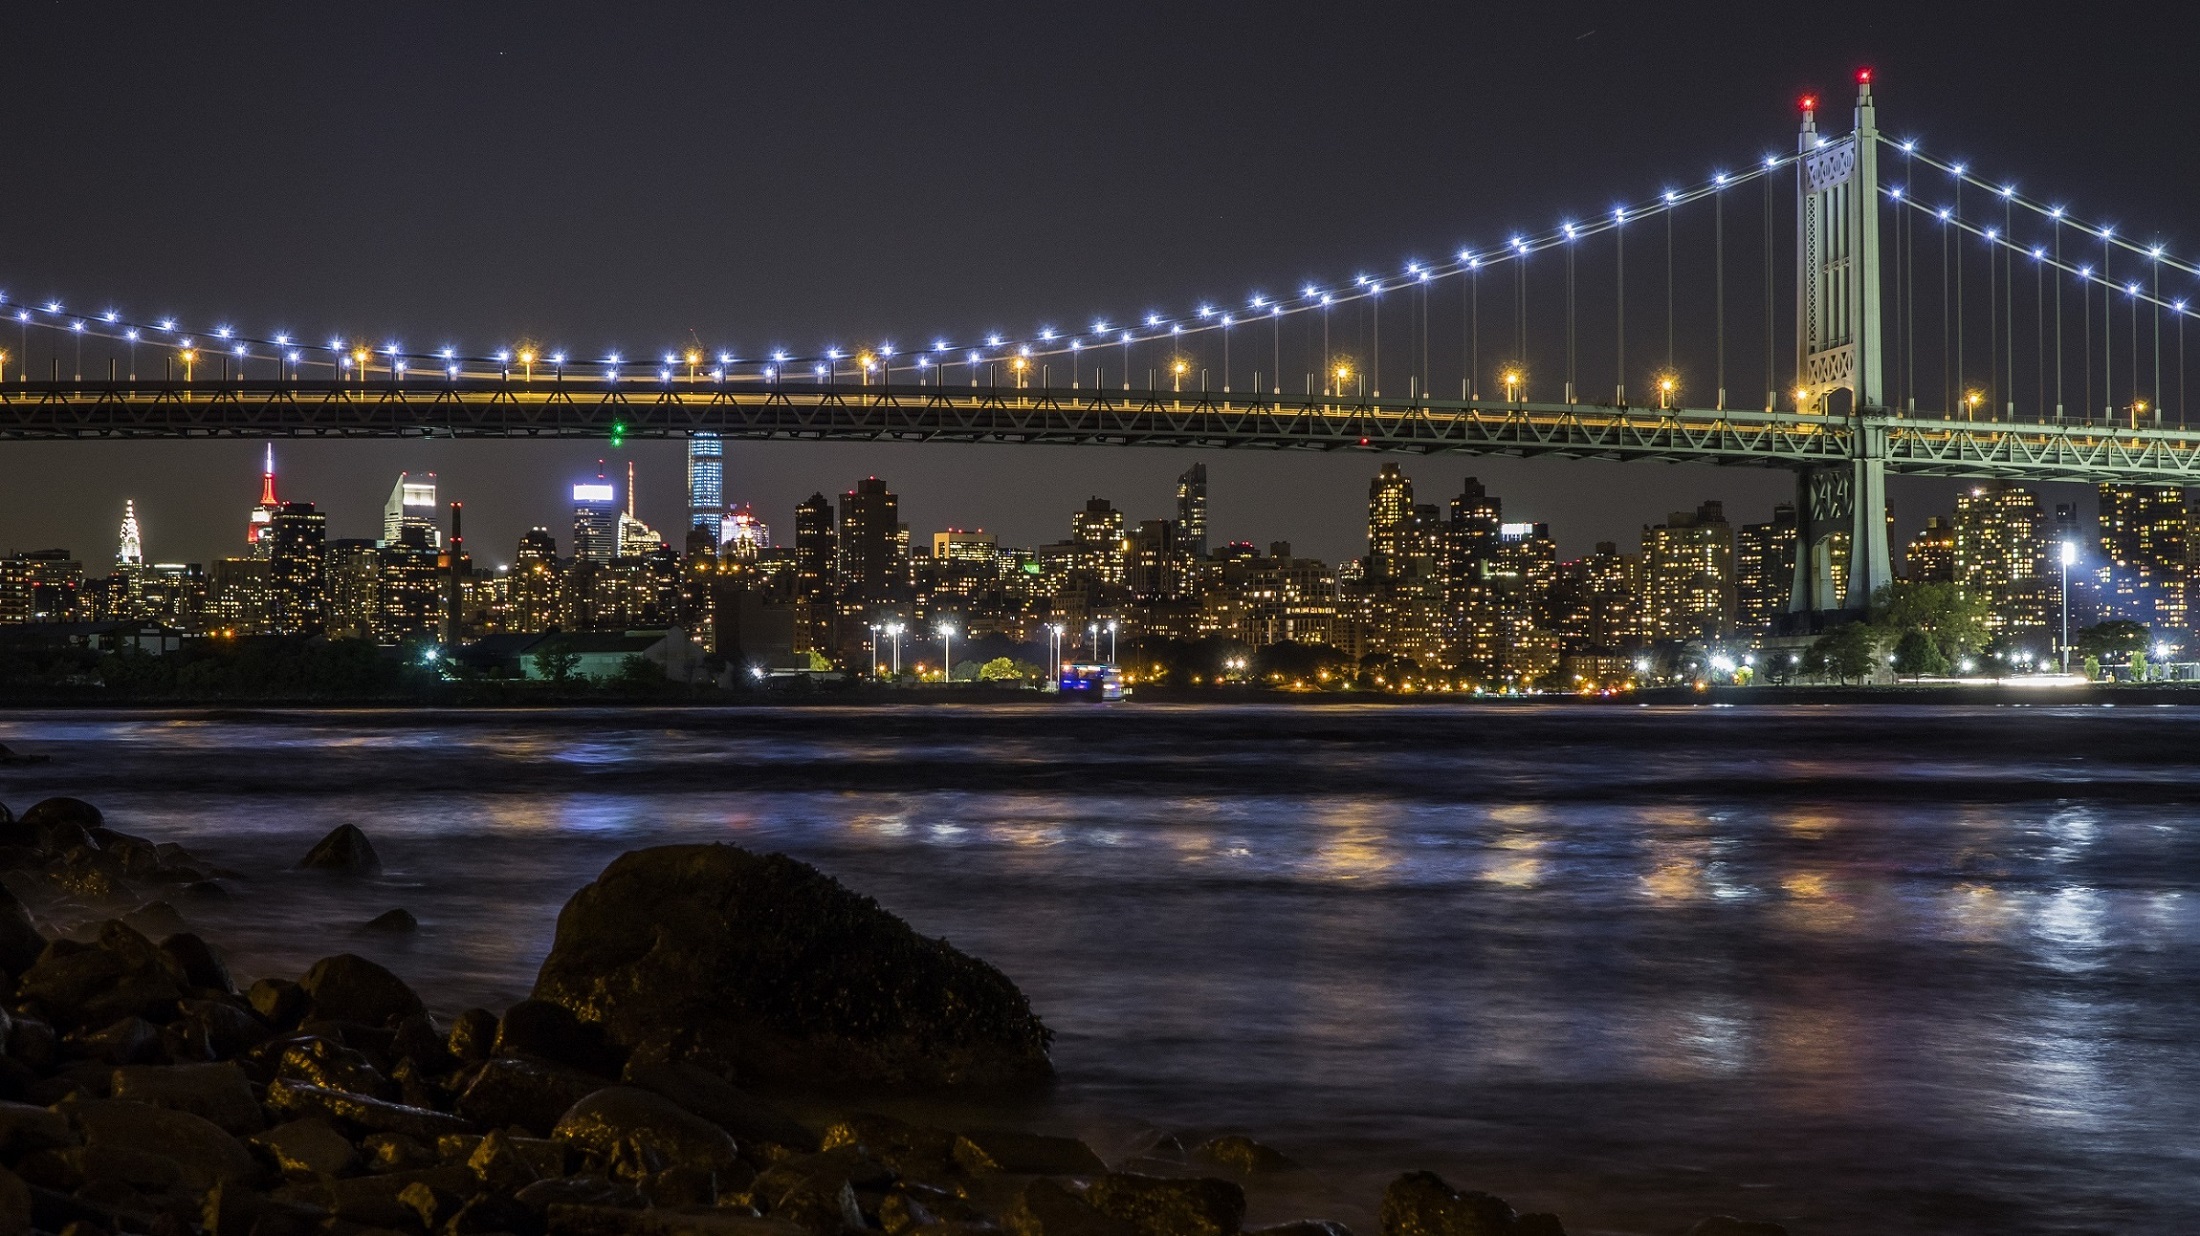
[116,500,144,568]
[1641,501,1736,642]
[616,461,664,557]
[266,502,328,635]
[719,504,770,561]
[382,473,441,548]
[688,434,724,534]
[1905,517,1956,582]
[1176,463,1209,561]
[247,445,280,555]
[2096,483,2189,632]
[794,494,836,600]
[1070,497,1127,584]
[1734,504,1798,634]
[572,463,619,563]
[1952,481,2045,634]
[836,477,903,592]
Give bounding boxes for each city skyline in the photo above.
[4,9,2193,568]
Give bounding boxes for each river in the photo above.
[1,703,2194,1234]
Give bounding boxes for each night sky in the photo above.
[3,2,2193,570]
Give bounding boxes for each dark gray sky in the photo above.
[2,2,2186,568]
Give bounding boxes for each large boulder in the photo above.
[551,1086,743,1180]
[0,882,45,978]
[298,953,425,1026]
[19,796,103,840]
[531,844,1053,1089]
[297,823,382,875]
[1379,1172,1565,1236]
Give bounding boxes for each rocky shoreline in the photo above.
[0,794,1789,1236]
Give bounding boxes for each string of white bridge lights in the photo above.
[1886,136,2197,316]
[0,125,2192,387]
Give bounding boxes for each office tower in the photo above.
[382,472,441,548]
[1734,504,1799,634]
[1952,481,2046,633]
[266,502,328,635]
[510,529,562,634]
[836,477,903,592]
[0,550,86,625]
[1176,463,1209,560]
[794,494,836,599]
[1445,476,1505,669]
[572,463,620,563]
[1641,501,1736,642]
[1363,465,1444,664]
[2096,483,2189,632]
[1070,497,1127,584]
[688,433,724,533]
[1905,517,1956,582]
[1128,519,1181,603]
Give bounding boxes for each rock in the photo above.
[318,1164,477,1226]
[297,952,424,1026]
[390,1011,454,1074]
[249,1117,359,1177]
[1686,1220,1788,1236]
[1249,1224,1356,1236]
[358,907,417,933]
[448,1007,498,1062]
[0,1164,27,1236]
[275,1035,398,1100]
[498,997,623,1075]
[1007,1178,1137,1236]
[399,1178,468,1230]
[514,1174,644,1214]
[553,1085,743,1180]
[531,844,1053,1089]
[638,1164,719,1207]
[65,1095,260,1191]
[469,1127,553,1194]
[1193,1134,1296,1174]
[458,1055,611,1136]
[120,900,188,941]
[265,1077,477,1142]
[172,998,273,1060]
[110,1062,264,1134]
[1378,1172,1521,1236]
[246,977,307,1030]
[297,823,382,875]
[362,1130,440,1171]
[16,920,186,1030]
[0,881,46,977]
[544,1203,808,1234]
[20,797,104,842]
[627,1060,817,1154]
[62,1015,162,1064]
[1084,1172,1246,1236]
[955,1128,1109,1176]
[159,932,235,993]
[0,1099,79,1155]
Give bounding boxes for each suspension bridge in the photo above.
[4,72,2196,615]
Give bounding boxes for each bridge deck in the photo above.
[4,381,2199,484]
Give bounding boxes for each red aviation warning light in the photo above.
[1857,67,1873,84]
[1800,94,1818,112]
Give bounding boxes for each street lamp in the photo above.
[1047,622,1065,689]
[2060,540,2077,673]
[1106,619,1118,665]
[869,623,882,678]
[1657,373,1677,409]
[1172,359,1188,392]
[937,621,958,682]
[1502,368,1523,403]
[885,622,905,676]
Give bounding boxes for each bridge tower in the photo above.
[1790,72,1892,617]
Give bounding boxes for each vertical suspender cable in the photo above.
[1566,234,1577,403]
[1617,214,1627,405]
[1716,186,1726,410]
[1764,170,1775,411]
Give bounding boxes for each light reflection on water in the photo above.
[0,704,2197,1235]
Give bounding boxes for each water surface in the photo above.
[2,703,2195,1235]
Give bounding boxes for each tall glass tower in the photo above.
[688,434,724,536]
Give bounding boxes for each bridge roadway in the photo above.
[4,379,2200,485]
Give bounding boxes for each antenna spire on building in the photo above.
[116,500,144,566]
[259,443,278,506]
[627,460,637,518]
